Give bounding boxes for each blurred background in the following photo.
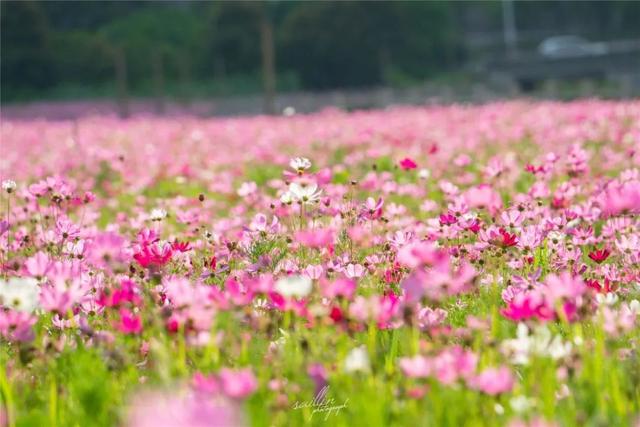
[1,0,639,118]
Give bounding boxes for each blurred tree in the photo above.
[1,0,639,103]
[199,2,261,79]
[279,1,461,89]
[49,31,113,85]
[99,6,204,89]
[1,0,55,101]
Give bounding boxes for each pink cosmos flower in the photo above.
[191,372,220,395]
[399,158,417,170]
[462,184,502,215]
[399,355,432,378]
[133,242,173,268]
[126,389,244,427]
[321,278,356,300]
[0,310,36,342]
[24,251,52,278]
[396,241,443,269]
[502,292,554,322]
[136,228,160,246]
[417,306,447,329]
[218,368,258,399]
[294,228,335,248]
[302,264,323,280]
[360,197,384,220]
[597,180,640,216]
[431,346,478,385]
[248,213,280,234]
[98,278,141,308]
[308,363,328,396]
[118,308,143,334]
[345,263,365,279]
[543,272,586,302]
[468,367,514,395]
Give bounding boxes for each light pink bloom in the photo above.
[219,368,258,399]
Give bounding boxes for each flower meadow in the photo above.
[1,100,640,427]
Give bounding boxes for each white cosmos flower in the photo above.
[510,395,535,413]
[595,292,618,306]
[0,277,40,313]
[2,180,17,193]
[344,345,370,373]
[279,191,294,205]
[283,106,296,117]
[275,275,312,298]
[149,208,167,221]
[501,323,572,365]
[418,168,431,180]
[237,181,257,197]
[288,182,322,204]
[289,157,311,172]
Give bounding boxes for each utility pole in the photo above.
[502,0,518,59]
[114,47,130,118]
[152,49,166,115]
[259,2,276,115]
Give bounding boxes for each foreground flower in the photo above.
[274,275,312,298]
[2,179,17,193]
[118,309,143,334]
[287,182,322,204]
[149,208,168,221]
[218,368,258,399]
[468,367,514,395]
[588,248,610,264]
[0,310,36,342]
[0,277,40,313]
[289,157,312,173]
[126,389,244,427]
[399,157,417,170]
[344,346,370,373]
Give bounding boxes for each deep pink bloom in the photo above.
[501,293,553,322]
[399,157,417,170]
[118,309,142,334]
[98,278,141,308]
[497,228,518,248]
[439,213,457,226]
[171,240,192,253]
[133,243,173,268]
[588,248,610,264]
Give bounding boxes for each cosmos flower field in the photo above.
[1,100,639,426]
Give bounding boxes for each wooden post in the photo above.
[259,4,276,115]
[114,47,130,118]
[153,49,166,115]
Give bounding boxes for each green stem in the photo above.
[0,364,16,427]
[49,375,58,427]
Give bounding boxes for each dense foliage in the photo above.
[2,1,639,102]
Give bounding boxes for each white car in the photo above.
[538,35,608,58]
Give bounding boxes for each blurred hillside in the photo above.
[1,1,639,110]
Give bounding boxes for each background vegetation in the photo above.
[1,0,639,103]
